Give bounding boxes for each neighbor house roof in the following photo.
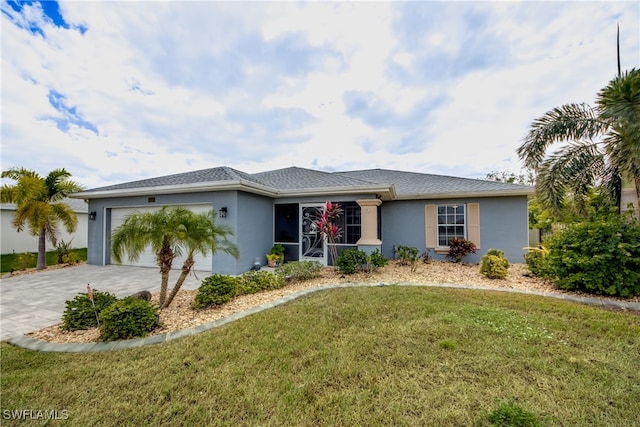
[0,198,88,212]
[71,166,533,200]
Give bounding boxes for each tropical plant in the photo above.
[446,238,477,263]
[517,68,640,219]
[0,167,84,270]
[111,206,239,309]
[314,201,343,265]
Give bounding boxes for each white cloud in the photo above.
[1,1,638,188]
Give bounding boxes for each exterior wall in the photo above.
[380,196,529,264]
[86,191,243,275]
[236,192,274,273]
[1,206,88,254]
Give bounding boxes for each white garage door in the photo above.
[110,204,214,271]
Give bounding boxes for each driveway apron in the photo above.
[0,264,206,341]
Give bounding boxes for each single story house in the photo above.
[1,198,88,254]
[70,166,534,275]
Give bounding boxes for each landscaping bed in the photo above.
[28,260,638,344]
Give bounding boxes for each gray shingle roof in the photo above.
[253,167,377,190]
[76,166,533,199]
[86,166,265,192]
[336,169,533,197]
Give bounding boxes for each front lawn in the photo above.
[2,287,639,426]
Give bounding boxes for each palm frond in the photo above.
[518,103,609,170]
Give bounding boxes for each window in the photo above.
[437,205,466,246]
[425,203,480,250]
[331,202,361,245]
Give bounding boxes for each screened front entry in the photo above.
[274,202,362,266]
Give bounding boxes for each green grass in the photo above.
[0,248,87,273]
[2,287,639,426]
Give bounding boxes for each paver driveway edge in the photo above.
[5,283,640,353]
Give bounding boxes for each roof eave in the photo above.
[69,180,278,199]
[275,185,396,199]
[394,188,535,200]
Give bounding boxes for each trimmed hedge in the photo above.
[480,249,509,280]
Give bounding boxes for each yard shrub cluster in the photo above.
[276,260,323,282]
[537,219,640,297]
[99,297,158,341]
[446,238,477,263]
[336,248,387,274]
[62,290,118,331]
[193,274,241,309]
[239,270,285,295]
[480,249,510,280]
[524,247,550,277]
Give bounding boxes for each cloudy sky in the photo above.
[2,1,638,189]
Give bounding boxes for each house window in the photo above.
[332,203,361,245]
[437,204,465,246]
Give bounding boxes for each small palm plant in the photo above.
[111,206,239,308]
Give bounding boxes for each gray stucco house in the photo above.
[71,166,534,275]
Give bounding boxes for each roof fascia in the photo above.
[394,188,535,200]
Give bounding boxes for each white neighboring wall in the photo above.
[621,177,639,221]
[0,199,88,254]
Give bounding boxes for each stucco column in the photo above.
[356,199,382,247]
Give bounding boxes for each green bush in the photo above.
[240,270,285,294]
[336,248,387,274]
[62,290,118,331]
[543,219,640,297]
[396,245,419,265]
[446,238,477,263]
[480,253,509,280]
[14,252,34,271]
[524,247,549,277]
[369,249,388,268]
[277,260,323,282]
[55,239,73,264]
[193,274,240,309]
[99,297,158,341]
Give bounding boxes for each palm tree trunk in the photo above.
[158,262,170,307]
[163,256,195,309]
[36,228,47,270]
[634,176,640,221]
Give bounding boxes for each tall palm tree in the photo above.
[1,167,84,270]
[517,68,640,219]
[111,206,239,308]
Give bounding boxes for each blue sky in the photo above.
[2,1,638,189]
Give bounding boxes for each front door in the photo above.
[300,204,326,265]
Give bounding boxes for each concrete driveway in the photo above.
[0,264,207,341]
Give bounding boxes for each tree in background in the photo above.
[111,206,239,308]
[517,69,639,220]
[1,167,84,270]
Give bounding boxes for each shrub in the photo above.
[480,252,509,280]
[62,252,79,264]
[62,290,118,331]
[523,246,549,277]
[99,297,158,341]
[277,261,323,282]
[193,274,240,309]
[337,248,387,274]
[542,219,640,297]
[396,245,419,265]
[369,249,388,268]
[240,270,285,294]
[446,238,477,263]
[14,252,34,271]
[337,248,368,274]
[55,239,73,264]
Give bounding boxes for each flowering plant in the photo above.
[314,201,343,265]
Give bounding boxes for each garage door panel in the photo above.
[110,205,213,271]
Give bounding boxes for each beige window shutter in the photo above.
[467,203,481,249]
[425,204,437,248]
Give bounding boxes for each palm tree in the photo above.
[111,206,239,308]
[517,68,640,219]
[1,167,84,270]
